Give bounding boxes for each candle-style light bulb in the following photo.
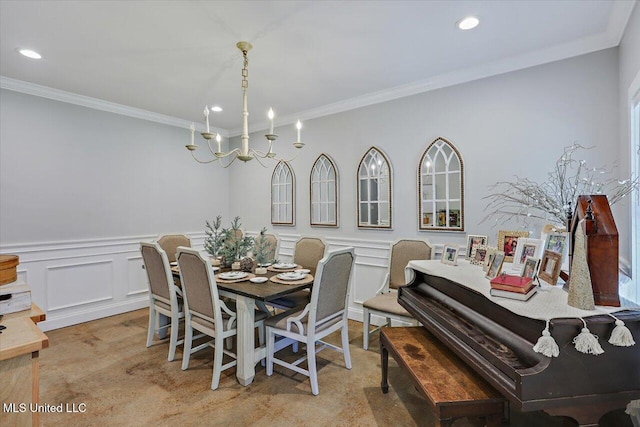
[296,120,302,141]
[268,108,274,134]
[216,133,222,153]
[189,122,195,145]
[204,105,210,132]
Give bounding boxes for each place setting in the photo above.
[267,262,300,272]
[270,269,313,285]
[215,271,255,283]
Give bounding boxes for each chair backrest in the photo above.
[140,241,178,304]
[293,237,327,276]
[309,247,355,326]
[157,234,191,263]
[388,239,434,290]
[253,233,279,263]
[176,247,221,324]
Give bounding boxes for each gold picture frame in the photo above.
[538,250,562,285]
[497,230,530,263]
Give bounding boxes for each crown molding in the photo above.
[0,76,229,137]
[229,8,635,137]
[608,0,637,45]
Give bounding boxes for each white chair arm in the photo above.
[374,272,390,295]
[286,303,311,334]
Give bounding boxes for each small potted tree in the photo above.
[253,228,273,275]
[218,216,254,270]
[204,215,224,266]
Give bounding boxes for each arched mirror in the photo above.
[310,154,338,227]
[271,161,295,225]
[357,147,392,229]
[418,137,464,231]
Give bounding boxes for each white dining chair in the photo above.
[140,241,184,362]
[176,247,267,390]
[266,247,355,395]
[157,234,191,263]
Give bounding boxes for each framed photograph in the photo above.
[485,250,505,279]
[441,244,459,266]
[483,246,498,272]
[422,212,432,225]
[470,244,489,266]
[497,230,530,263]
[465,234,488,258]
[512,238,543,271]
[545,232,569,258]
[520,256,540,279]
[538,250,562,285]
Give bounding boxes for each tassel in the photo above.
[608,315,635,347]
[573,318,604,355]
[533,320,560,357]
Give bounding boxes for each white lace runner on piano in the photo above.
[405,260,639,356]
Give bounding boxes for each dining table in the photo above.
[171,261,313,386]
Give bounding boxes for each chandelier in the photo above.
[185,41,304,168]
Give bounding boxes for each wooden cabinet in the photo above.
[0,305,48,427]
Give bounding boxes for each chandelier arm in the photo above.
[272,150,300,163]
[218,154,240,168]
[215,148,242,159]
[190,151,220,164]
[250,152,270,168]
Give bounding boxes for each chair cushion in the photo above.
[362,293,411,317]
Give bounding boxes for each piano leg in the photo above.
[380,336,389,393]
[546,400,631,427]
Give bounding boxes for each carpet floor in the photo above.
[38,309,631,426]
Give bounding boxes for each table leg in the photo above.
[235,295,256,386]
[381,337,389,393]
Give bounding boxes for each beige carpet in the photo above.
[38,309,630,426]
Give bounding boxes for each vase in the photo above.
[210,257,221,267]
[231,261,241,271]
[255,267,267,275]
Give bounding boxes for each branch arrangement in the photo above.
[482,144,639,227]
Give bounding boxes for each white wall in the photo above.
[618,3,640,277]
[0,89,229,330]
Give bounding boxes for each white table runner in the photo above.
[405,259,638,356]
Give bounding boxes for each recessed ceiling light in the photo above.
[457,16,479,30]
[211,105,223,112]
[18,48,42,59]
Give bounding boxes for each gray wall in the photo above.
[0,89,228,243]
[229,48,621,253]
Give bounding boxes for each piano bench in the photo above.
[380,326,507,427]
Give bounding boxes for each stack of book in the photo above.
[489,274,536,301]
[0,278,32,315]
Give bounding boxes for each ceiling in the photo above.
[0,1,636,136]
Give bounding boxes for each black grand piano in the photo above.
[399,264,640,426]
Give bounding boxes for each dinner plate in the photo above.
[273,263,297,270]
[170,261,177,266]
[258,263,272,267]
[295,269,311,275]
[249,277,268,284]
[277,272,306,281]
[218,271,248,280]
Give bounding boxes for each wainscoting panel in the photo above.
[46,260,114,311]
[127,255,148,297]
[1,232,443,331]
